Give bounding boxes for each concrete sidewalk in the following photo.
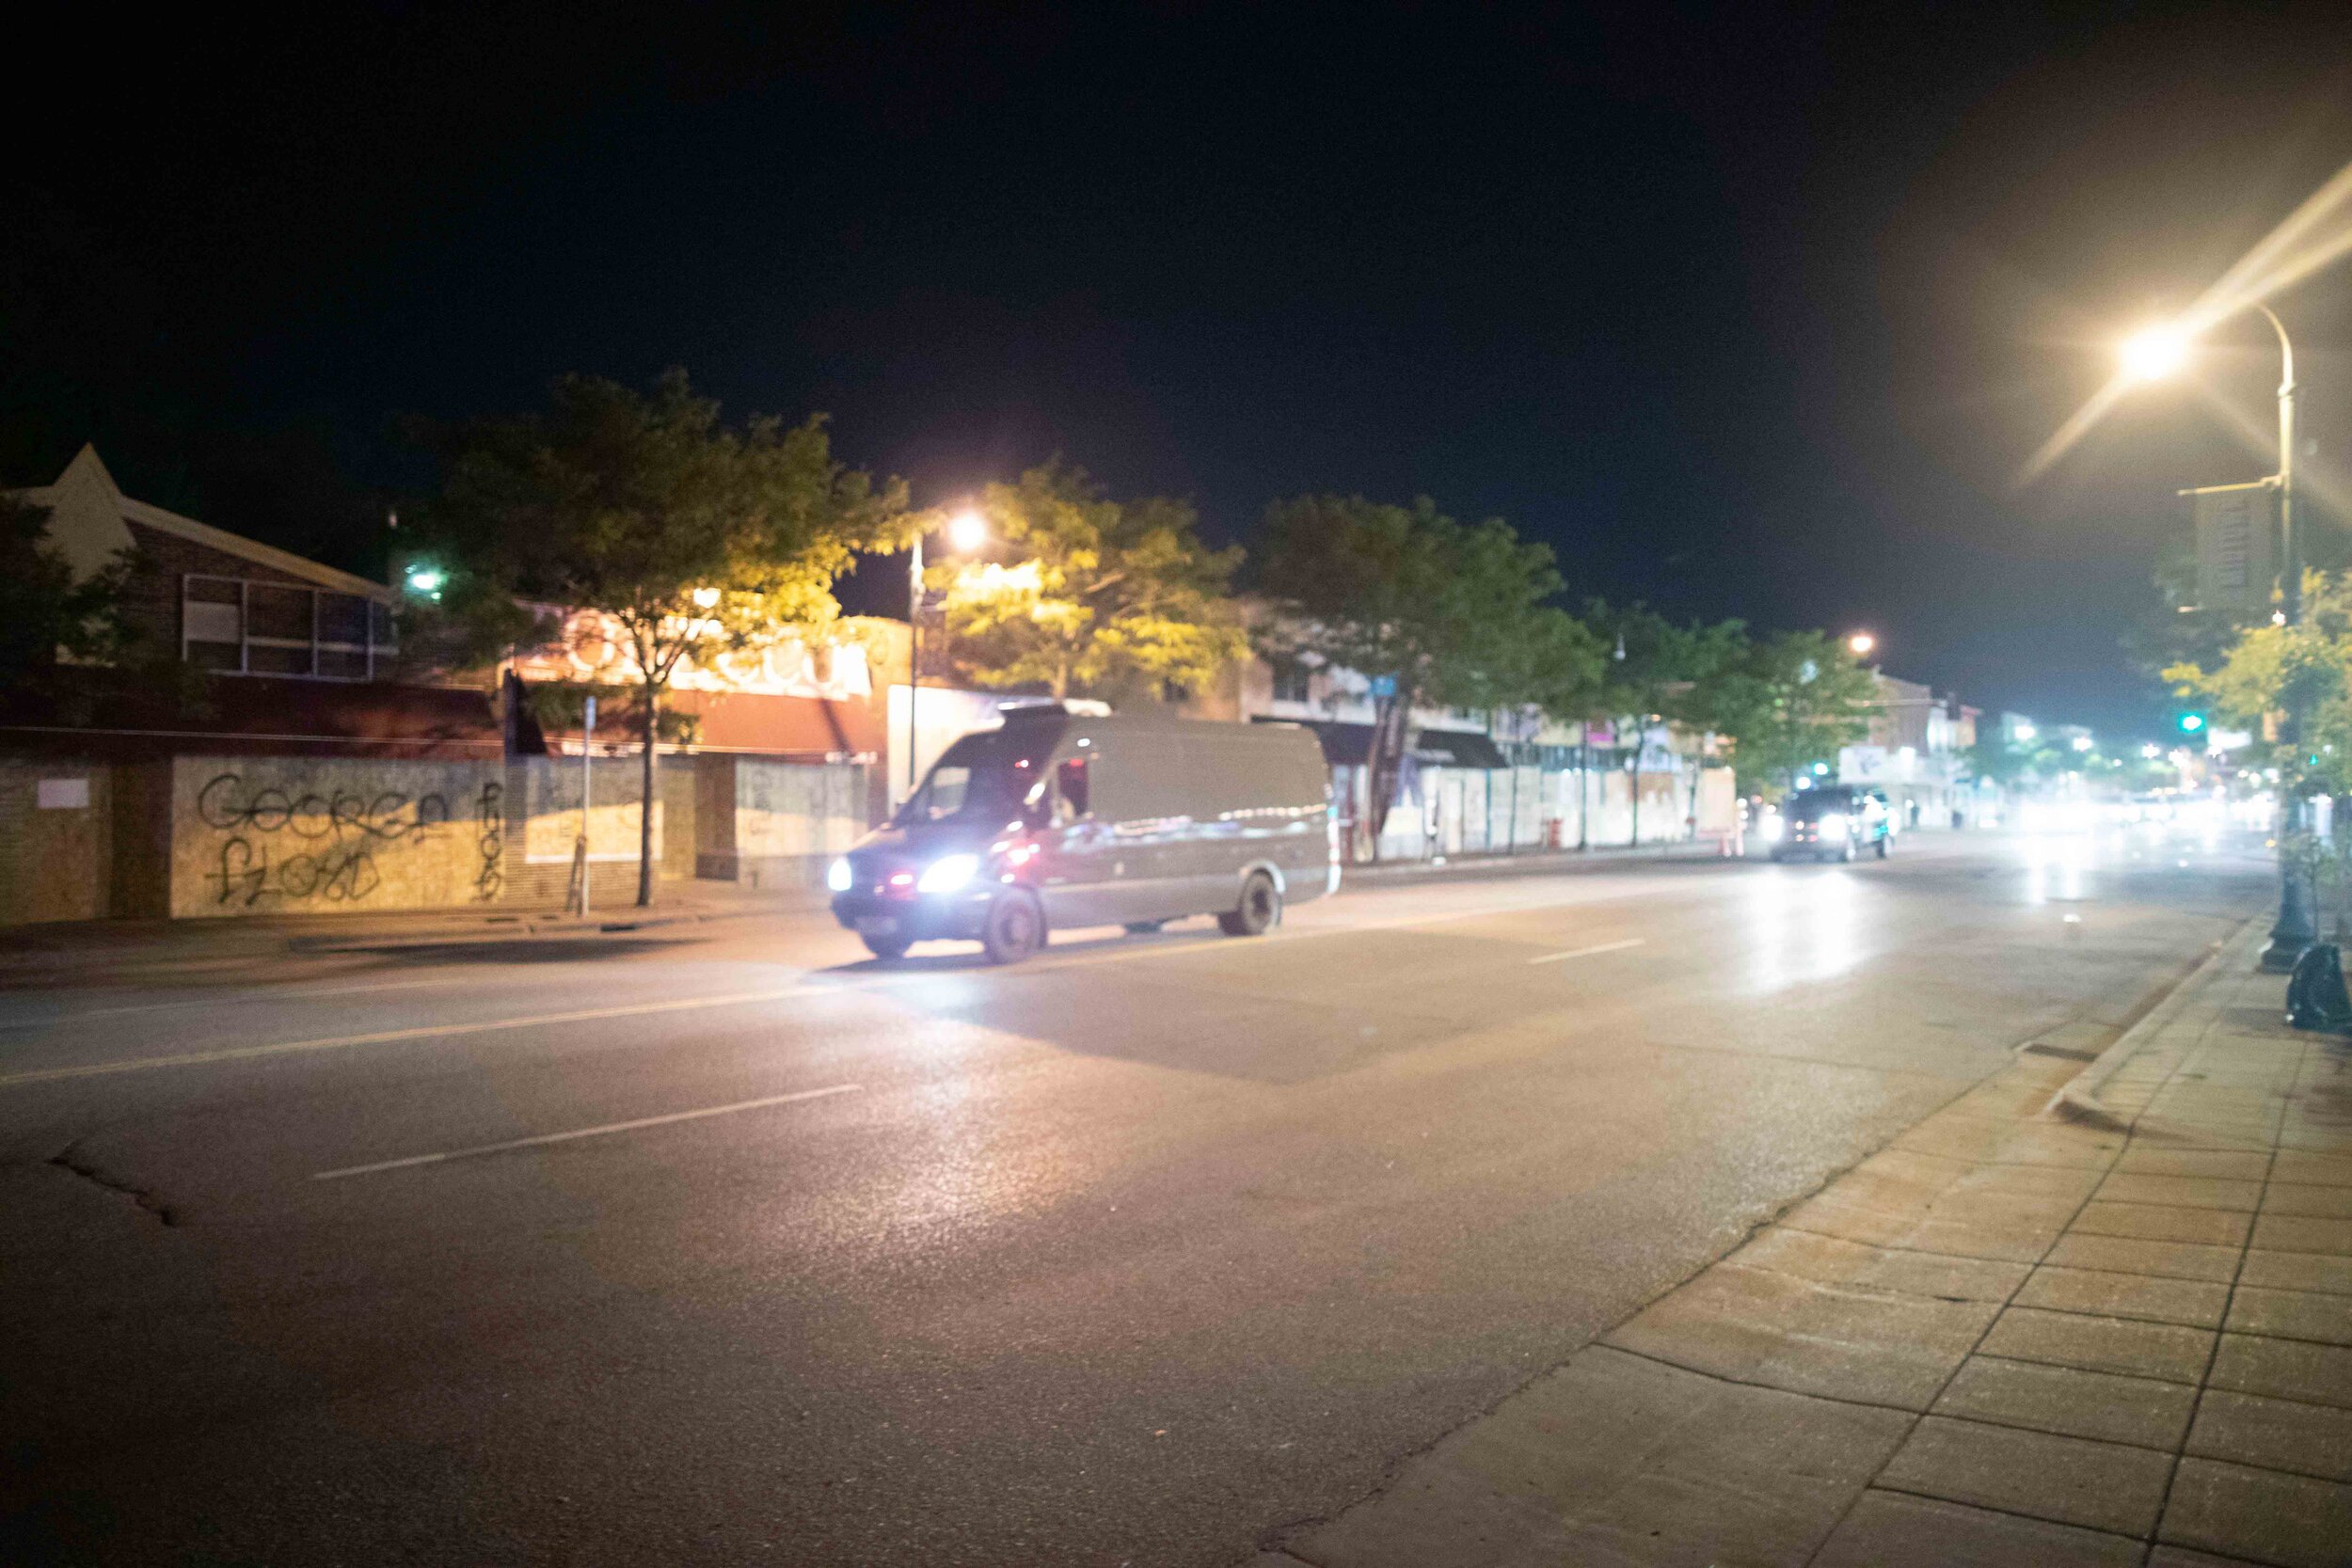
[1254,919,2352,1568]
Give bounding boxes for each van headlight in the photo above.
[826,858,853,893]
[1820,813,1849,835]
[916,853,979,894]
[1761,814,1784,842]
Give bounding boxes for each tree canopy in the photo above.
[0,496,132,687]
[1255,495,1569,847]
[2166,570,2352,794]
[938,463,1246,702]
[416,370,905,904]
[1714,629,1881,794]
[0,495,141,724]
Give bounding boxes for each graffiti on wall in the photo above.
[198,772,451,908]
[473,780,505,900]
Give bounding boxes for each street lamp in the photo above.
[2121,325,2189,382]
[2122,304,2312,967]
[1846,631,1876,657]
[908,509,987,798]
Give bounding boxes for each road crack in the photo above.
[47,1143,182,1227]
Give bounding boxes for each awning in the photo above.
[1253,718,1509,770]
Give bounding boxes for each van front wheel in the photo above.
[981,889,1046,965]
[1219,872,1280,937]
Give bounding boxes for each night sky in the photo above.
[6,3,2350,736]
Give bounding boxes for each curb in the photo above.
[285,899,820,954]
[2042,916,2261,1131]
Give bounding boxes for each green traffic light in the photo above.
[2178,713,2205,734]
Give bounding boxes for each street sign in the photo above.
[2191,483,2276,611]
[1367,674,1397,699]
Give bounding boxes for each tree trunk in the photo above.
[1687,746,1704,846]
[637,675,658,908]
[1627,725,1642,848]
[1364,691,1409,862]
[1576,736,1589,850]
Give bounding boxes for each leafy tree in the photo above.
[0,495,135,715]
[2165,570,2352,795]
[1659,617,1756,834]
[1963,734,2042,791]
[1256,495,1565,853]
[417,371,906,906]
[1715,629,1879,796]
[1576,602,1695,846]
[938,463,1246,702]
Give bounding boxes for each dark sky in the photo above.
[7,2,2351,736]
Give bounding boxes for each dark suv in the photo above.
[1770,785,1894,862]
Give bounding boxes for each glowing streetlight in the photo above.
[2120,325,2190,382]
[690,586,721,610]
[946,509,988,555]
[1846,631,1876,657]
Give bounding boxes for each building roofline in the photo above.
[116,495,392,601]
[13,444,391,602]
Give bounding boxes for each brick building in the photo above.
[1,447,883,923]
[27,444,402,680]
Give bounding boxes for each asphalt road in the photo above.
[0,830,2273,1566]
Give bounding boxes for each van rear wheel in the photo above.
[1218,872,1280,937]
[981,889,1046,965]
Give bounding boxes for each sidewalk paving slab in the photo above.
[1263,916,2352,1568]
[1930,1354,2197,1449]
[1811,1490,2144,1568]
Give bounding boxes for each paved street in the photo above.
[0,832,2275,1565]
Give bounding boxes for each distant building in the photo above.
[1839,673,1966,828]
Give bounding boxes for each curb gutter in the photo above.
[2042,915,2259,1131]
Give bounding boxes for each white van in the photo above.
[828,706,1339,962]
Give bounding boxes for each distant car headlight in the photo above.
[826,857,853,893]
[1761,815,1785,842]
[916,853,979,894]
[1820,813,1849,835]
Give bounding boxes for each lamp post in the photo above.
[2250,304,2315,970]
[2122,306,2312,968]
[906,509,987,800]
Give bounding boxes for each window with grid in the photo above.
[181,575,397,680]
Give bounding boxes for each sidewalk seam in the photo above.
[1797,1111,2131,1565]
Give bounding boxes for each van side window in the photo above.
[1056,756,1090,821]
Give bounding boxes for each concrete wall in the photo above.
[170,755,504,918]
[499,752,672,910]
[0,749,876,925]
[697,755,868,888]
[1338,762,1737,863]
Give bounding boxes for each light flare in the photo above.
[2019,152,2352,485]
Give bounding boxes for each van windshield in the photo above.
[894,729,1055,826]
